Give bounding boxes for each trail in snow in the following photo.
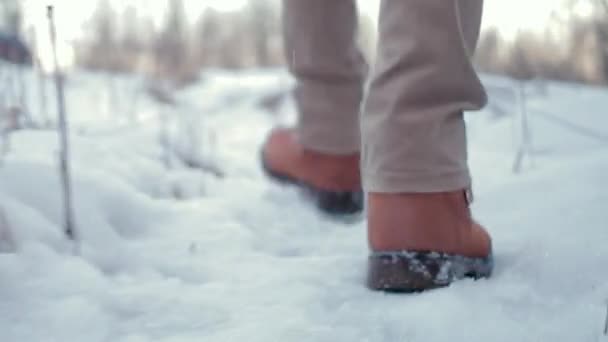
[0,69,607,342]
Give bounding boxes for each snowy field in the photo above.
[1,67,608,341]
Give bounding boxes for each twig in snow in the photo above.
[159,108,173,169]
[512,81,534,173]
[30,26,50,127]
[258,90,288,115]
[604,301,608,335]
[178,155,225,179]
[14,61,31,127]
[5,40,32,128]
[176,109,224,179]
[126,82,141,124]
[147,82,224,179]
[0,206,15,253]
[47,6,76,242]
[0,107,20,165]
[146,82,176,106]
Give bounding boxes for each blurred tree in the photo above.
[72,0,287,78]
[474,28,503,73]
[120,6,144,63]
[194,8,221,68]
[217,11,249,69]
[0,0,22,36]
[77,0,123,72]
[592,0,608,81]
[247,0,274,66]
[506,33,538,81]
[155,0,192,85]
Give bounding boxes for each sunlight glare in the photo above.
[21,0,77,71]
[482,0,556,40]
[204,0,248,13]
[19,0,565,71]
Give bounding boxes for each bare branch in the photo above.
[47,6,76,242]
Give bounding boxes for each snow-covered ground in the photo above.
[1,68,608,342]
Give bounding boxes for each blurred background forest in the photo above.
[1,0,608,86]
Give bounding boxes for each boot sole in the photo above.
[367,250,493,292]
[260,152,364,217]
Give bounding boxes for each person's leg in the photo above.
[362,0,493,291]
[363,0,486,192]
[262,0,367,215]
[283,0,367,154]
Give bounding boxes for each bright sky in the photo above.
[357,0,576,40]
[21,0,251,70]
[21,0,576,70]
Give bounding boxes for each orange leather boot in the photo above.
[261,128,363,215]
[366,190,493,292]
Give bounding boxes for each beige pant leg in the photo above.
[362,0,487,192]
[283,0,367,155]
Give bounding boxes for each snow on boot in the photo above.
[366,190,493,292]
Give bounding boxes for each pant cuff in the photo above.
[296,124,360,155]
[363,169,471,193]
